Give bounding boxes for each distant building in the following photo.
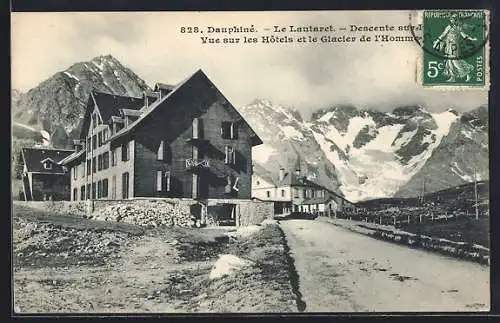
[19,147,73,201]
[252,157,354,216]
[60,69,263,206]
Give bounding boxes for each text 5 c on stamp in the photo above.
[419,10,489,88]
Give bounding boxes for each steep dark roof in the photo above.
[277,171,301,186]
[79,91,148,139]
[110,69,263,146]
[21,147,73,174]
[253,164,277,186]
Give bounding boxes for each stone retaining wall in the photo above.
[14,198,274,228]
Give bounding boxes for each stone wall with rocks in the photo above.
[14,198,274,228]
[91,199,201,228]
[205,199,274,227]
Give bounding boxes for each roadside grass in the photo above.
[197,224,298,313]
[400,218,489,248]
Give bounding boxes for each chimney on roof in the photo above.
[294,156,301,177]
[279,167,285,182]
[73,140,82,152]
[143,91,149,109]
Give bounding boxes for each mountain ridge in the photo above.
[11,55,489,201]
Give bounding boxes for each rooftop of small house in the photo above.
[21,147,74,174]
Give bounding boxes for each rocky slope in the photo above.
[239,100,488,202]
[11,55,488,201]
[395,106,489,197]
[239,99,341,193]
[12,55,150,148]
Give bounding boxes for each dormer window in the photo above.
[41,158,54,170]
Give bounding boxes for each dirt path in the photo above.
[280,219,490,312]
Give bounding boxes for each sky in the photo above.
[11,11,488,118]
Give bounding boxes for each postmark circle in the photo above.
[408,10,489,61]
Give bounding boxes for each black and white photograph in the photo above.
[11,10,490,313]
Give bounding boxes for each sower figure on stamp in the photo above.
[432,13,477,82]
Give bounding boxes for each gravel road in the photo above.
[280,219,490,312]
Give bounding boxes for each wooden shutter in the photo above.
[165,172,171,192]
[156,170,163,191]
[158,141,164,160]
[192,118,199,139]
[231,122,238,139]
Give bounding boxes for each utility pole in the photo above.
[474,166,479,220]
[421,176,426,205]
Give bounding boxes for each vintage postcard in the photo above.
[11,10,490,314]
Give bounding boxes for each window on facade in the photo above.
[232,176,240,192]
[87,159,91,175]
[92,157,96,173]
[92,182,96,199]
[294,188,299,198]
[98,132,102,147]
[221,121,238,139]
[156,170,163,191]
[103,152,109,169]
[122,142,130,161]
[122,172,129,199]
[281,189,285,197]
[103,129,108,143]
[87,184,91,199]
[87,137,91,151]
[156,171,171,192]
[43,161,52,170]
[92,113,97,129]
[92,135,97,150]
[111,176,116,199]
[97,180,102,198]
[111,148,117,166]
[97,155,102,171]
[266,191,271,198]
[80,185,85,200]
[157,141,164,161]
[192,118,201,139]
[102,179,108,198]
[73,188,78,201]
[224,146,236,164]
[165,172,171,192]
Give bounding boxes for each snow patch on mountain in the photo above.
[282,125,304,140]
[253,143,278,164]
[63,71,80,82]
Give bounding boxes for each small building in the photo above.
[19,147,73,201]
[60,69,263,226]
[252,157,353,216]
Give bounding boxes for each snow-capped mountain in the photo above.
[12,54,150,148]
[238,99,488,202]
[239,99,341,193]
[395,106,488,197]
[11,55,488,200]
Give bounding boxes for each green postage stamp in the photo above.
[419,10,489,88]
